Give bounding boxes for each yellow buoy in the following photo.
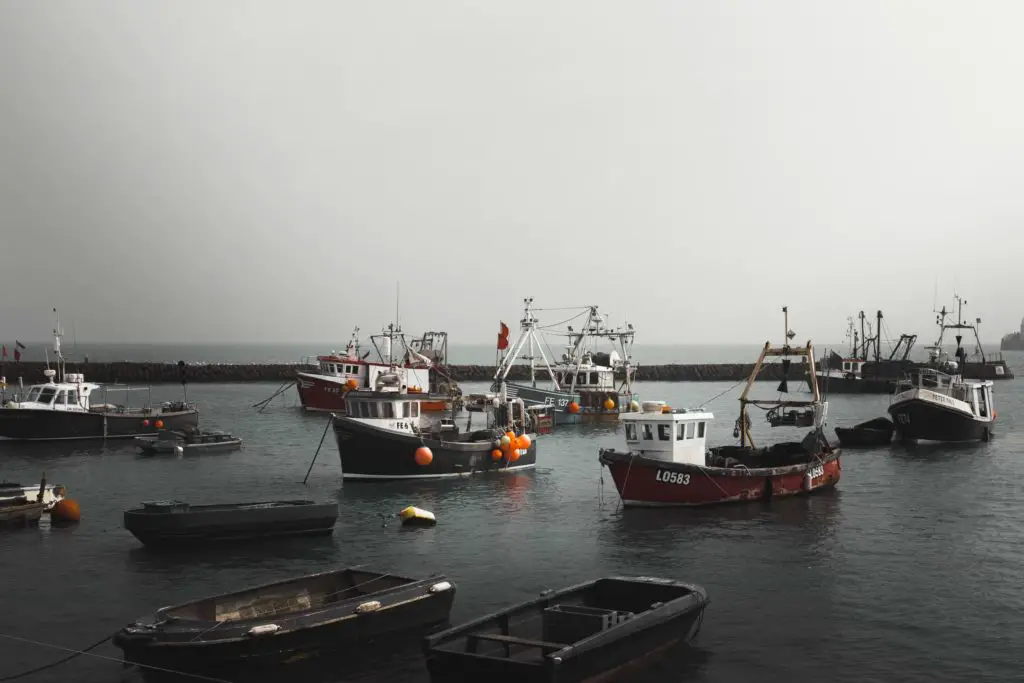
[603,397,616,411]
[629,400,640,412]
[399,506,437,527]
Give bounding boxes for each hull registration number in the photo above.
[807,465,824,479]
[655,470,690,485]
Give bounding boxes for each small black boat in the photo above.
[135,426,243,454]
[123,500,338,547]
[834,417,894,448]
[113,567,456,669]
[423,576,708,683]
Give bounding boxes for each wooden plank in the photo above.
[467,633,568,652]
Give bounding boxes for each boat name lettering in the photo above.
[807,465,824,479]
[655,470,690,485]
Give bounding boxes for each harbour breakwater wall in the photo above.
[2,361,807,384]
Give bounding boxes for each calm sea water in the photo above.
[2,366,1024,682]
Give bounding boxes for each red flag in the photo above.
[497,322,509,350]
[14,341,23,362]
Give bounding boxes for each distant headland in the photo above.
[1000,318,1024,351]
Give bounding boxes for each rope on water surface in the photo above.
[0,632,232,683]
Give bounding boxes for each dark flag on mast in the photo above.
[14,341,25,362]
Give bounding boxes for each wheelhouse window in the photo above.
[411,402,420,417]
[55,390,66,405]
[26,387,41,401]
[657,424,671,441]
[697,421,706,438]
[625,423,637,440]
[677,422,686,440]
[380,402,394,418]
[67,389,79,406]
[358,401,370,418]
[642,424,653,440]
[589,372,598,385]
[37,387,56,404]
[685,422,695,439]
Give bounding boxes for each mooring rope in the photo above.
[0,632,232,683]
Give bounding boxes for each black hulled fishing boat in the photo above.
[333,385,539,480]
[332,325,540,480]
[423,576,709,683]
[808,311,909,394]
[0,312,197,441]
[113,567,456,669]
[887,322,997,443]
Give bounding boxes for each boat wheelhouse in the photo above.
[295,326,446,413]
[333,380,540,481]
[600,307,841,507]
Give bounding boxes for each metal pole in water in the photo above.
[303,416,334,484]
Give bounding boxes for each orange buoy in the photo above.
[510,449,521,462]
[51,498,81,523]
[567,402,580,415]
[603,397,616,411]
[491,449,503,461]
[519,434,532,450]
[346,379,358,389]
[660,405,672,414]
[155,419,165,429]
[414,446,433,466]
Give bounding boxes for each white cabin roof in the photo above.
[619,401,713,423]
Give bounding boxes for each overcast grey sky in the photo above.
[2,1,1021,345]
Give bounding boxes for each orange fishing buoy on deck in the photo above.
[518,434,532,450]
[491,449,503,461]
[603,397,616,411]
[51,498,81,523]
[567,402,580,414]
[346,379,358,389]
[155,419,165,429]
[510,449,521,462]
[414,447,433,466]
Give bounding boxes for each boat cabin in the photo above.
[619,401,713,466]
[342,391,454,435]
[6,371,100,412]
[893,369,995,419]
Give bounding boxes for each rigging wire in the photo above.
[0,632,233,683]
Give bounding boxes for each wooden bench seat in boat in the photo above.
[467,632,568,653]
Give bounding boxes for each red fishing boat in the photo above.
[599,307,841,507]
[296,326,448,414]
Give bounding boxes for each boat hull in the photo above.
[834,418,894,448]
[113,570,455,669]
[334,418,537,480]
[0,408,199,441]
[598,449,841,507]
[123,501,339,547]
[809,373,894,394]
[296,373,350,413]
[887,398,993,442]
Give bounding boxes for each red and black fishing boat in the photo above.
[600,307,841,507]
[296,326,451,413]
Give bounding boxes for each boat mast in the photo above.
[875,310,883,362]
[52,307,64,382]
[858,311,866,360]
